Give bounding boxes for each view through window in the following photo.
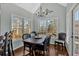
[11,15,31,40]
[38,17,57,35]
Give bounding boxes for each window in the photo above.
[23,19,31,34]
[39,19,47,34]
[73,6,79,55]
[47,19,57,35]
[75,10,79,21]
[38,17,57,35]
[74,10,79,35]
[11,15,31,40]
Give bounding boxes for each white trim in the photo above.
[67,4,78,15]
[66,3,79,56]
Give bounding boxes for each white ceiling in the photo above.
[15,3,67,13]
[15,3,40,13]
[59,3,67,7]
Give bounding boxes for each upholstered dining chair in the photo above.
[22,34,31,56]
[31,31,37,39]
[54,33,66,51]
[0,36,4,56]
[33,35,51,56]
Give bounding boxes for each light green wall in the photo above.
[0,3,33,35]
[0,3,67,49]
[0,3,33,50]
[34,3,66,33]
[34,3,66,44]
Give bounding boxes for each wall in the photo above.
[0,3,66,35]
[66,11,73,56]
[0,3,33,50]
[34,3,66,33]
[0,3,67,50]
[1,3,33,35]
[33,3,66,44]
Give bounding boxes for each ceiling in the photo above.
[15,3,41,13]
[59,3,67,7]
[15,3,67,13]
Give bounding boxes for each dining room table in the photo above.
[23,35,46,55]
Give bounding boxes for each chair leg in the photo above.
[47,47,49,56]
[31,48,35,56]
[11,40,14,56]
[23,46,25,56]
[29,47,31,55]
[62,44,63,51]
[43,50,46,56]
[32,50,36,56]
[62,43,65,55]
[54,41,56,48]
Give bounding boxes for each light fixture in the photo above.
[36,6,53,17]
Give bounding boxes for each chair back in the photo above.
[31,31,37,36]
[43,37,47,44]
[31,33,35,39]
[0,34,7,56]
[22,34,31,40]
[58,33,66,41]
[42,36,50,51]
[43,35,51,45]
[47,35,51,45]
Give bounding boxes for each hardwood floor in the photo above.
[14,45,68,56]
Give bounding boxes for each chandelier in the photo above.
[36,6,53,17]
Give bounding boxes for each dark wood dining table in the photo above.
[23,36,46,55]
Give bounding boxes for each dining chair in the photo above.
[31,31,37,36]
[0,36,4,56]
[46,35,51,55]
[33,35,50,56]
[2,32,15,56]
[31,31,37,39]
[0,35,8,56]
[47,35,51,46]
[54,33,66,51]
[22,34,32,56]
